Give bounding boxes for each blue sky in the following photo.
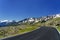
[0,0,60,21]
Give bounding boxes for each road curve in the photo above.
[2,27,60,40]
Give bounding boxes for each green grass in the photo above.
[0,23,41,38]
[57,27,60,32]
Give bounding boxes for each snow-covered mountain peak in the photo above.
[0,20,12,23]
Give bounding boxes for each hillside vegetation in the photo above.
[0,23,41,38]
[44,17,60,31]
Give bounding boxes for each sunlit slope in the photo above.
[0,23,41,38]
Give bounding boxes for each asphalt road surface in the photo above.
[2,27,60,40]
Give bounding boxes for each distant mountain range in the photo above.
[0,14,60,27]
[0,20,17,27]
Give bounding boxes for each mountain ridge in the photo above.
[0,14,60,27]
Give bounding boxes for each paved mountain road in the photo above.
[2,27,60,40]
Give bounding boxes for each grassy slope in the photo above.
[0,23,41,38]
